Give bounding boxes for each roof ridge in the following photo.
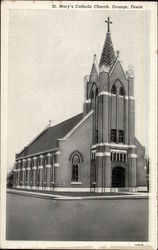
[16,113,84,158]
[16,124,50,157]
[49,113,83,129]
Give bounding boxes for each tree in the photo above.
[7,170,14,188]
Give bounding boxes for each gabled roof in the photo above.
[58,110,93,141]
[109,60,127,81]
[16,113,83,158]
[99,31,116,68]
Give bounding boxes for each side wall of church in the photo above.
[55,114,93,189]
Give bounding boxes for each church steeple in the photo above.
[99,17,116,68]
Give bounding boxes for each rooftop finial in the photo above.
[116,50,120,58]
[93,53,97,63]
[105,17,112,33]
[49,120,51,126]
[90,53,99,75]
[126,65,134,79]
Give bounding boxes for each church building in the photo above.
[12,17,147,192]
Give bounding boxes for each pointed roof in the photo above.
[90,54,99,77]
[99,17,116,68]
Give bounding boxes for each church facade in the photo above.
[12,18,147,192]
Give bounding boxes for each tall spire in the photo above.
[99,17,116,69]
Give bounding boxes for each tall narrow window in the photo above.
[95,129,98,143]
[119,130,124,143]
[72,164,78,181]
[25,161,28,183]
[94,164,96,183]
[25,170,28,183]
[71,154,81,182]
[119,87,124,96]
[51,154,55,183]
[70,151,83,182]
[111,85,116,94]
[95,88,98,143]
[111,129,116,142]
[30,161,33,186]
[90,83,99,144]
[91,90,94,99]
[36,158,40,186]
[43,156,47,186]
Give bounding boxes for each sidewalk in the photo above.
[7,188,149,200]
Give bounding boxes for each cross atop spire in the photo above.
[99,17,116,68]
[105,17,112,32]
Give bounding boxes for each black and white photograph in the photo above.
[1,1,157,249]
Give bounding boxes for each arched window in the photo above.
[95,88,98,97]
[19,161,22,185]
[72,164,79,181]
[30,160,33,186]
[43,156,47,187]
[36,158,40,186]
[90,83,98,102]
[111,84,116,94]
[119,86,124,96]
[90,83,99,143]
[110,81,125,144]
[95,87,98,143]
[51,154,55,183]
[69,151,83,182]
[25,160,28,184]
[72,154,80,182]
[91,90,94,99]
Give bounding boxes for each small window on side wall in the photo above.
[72,164,78,182]
[119,87,124,96]
[111,85,116,94]
[69,151,83,182]
[71,154,80,182]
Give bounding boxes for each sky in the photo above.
[7,9,150,171]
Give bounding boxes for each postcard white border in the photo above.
[1,1,157,249]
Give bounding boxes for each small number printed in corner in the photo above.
[135,243,144,247]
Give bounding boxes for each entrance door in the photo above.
[112,167,125,187]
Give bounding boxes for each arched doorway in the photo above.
[112,167,125,187]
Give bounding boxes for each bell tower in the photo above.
[84,17,137,192]
[98,16,117,144]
